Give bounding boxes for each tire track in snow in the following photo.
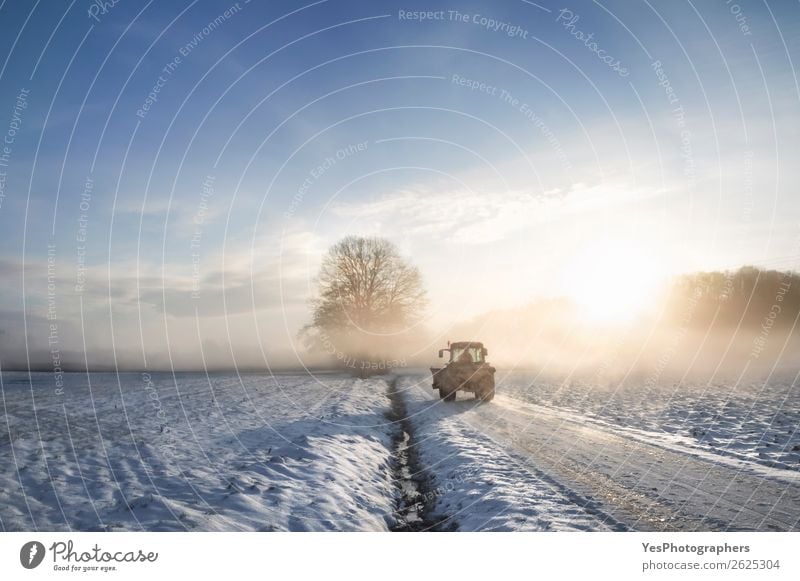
[464,394,800,531]
[396,375,621,531]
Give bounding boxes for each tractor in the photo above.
[430,341,496,402]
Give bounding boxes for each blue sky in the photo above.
[0,0,798,368]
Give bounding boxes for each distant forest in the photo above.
[449,266,800,373]
[667,267,800,331]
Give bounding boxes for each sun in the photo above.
[559,239,666,324]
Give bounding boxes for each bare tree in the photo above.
[301,236,427,367]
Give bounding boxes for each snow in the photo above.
[2,368,798,532]
[0,372,396,531]
[398,370,800,531]
[396,376,616,531]
[496,370,800,471]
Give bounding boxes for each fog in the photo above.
[444,299,800,383]
[2,260,798,382]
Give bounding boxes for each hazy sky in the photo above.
[0,0,798,368]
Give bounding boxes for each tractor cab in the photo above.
[439,341,488,365]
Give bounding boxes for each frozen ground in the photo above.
[396,377,617,531]
[398,371,800,531]
[0,372,396,531]
[2,369,798,531]
[496,370,800,471]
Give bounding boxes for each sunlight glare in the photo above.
[559,239,666,324]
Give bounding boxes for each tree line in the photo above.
[667,266,800,330]
[300,235,799,372]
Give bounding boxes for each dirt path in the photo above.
[402,376,800,531]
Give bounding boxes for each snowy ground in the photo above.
[396,376,616,531]
[0,371,396,531]
[2,369,798,531]
[398,371,800,531]
[496,370,800,471]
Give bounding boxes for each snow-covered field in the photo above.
[2,369,798,532]
[0,372,396,531]
[496,370,800,471]
[398,371,800,531]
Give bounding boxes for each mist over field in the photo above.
[450,268,800,378]
[4,263,797,384]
